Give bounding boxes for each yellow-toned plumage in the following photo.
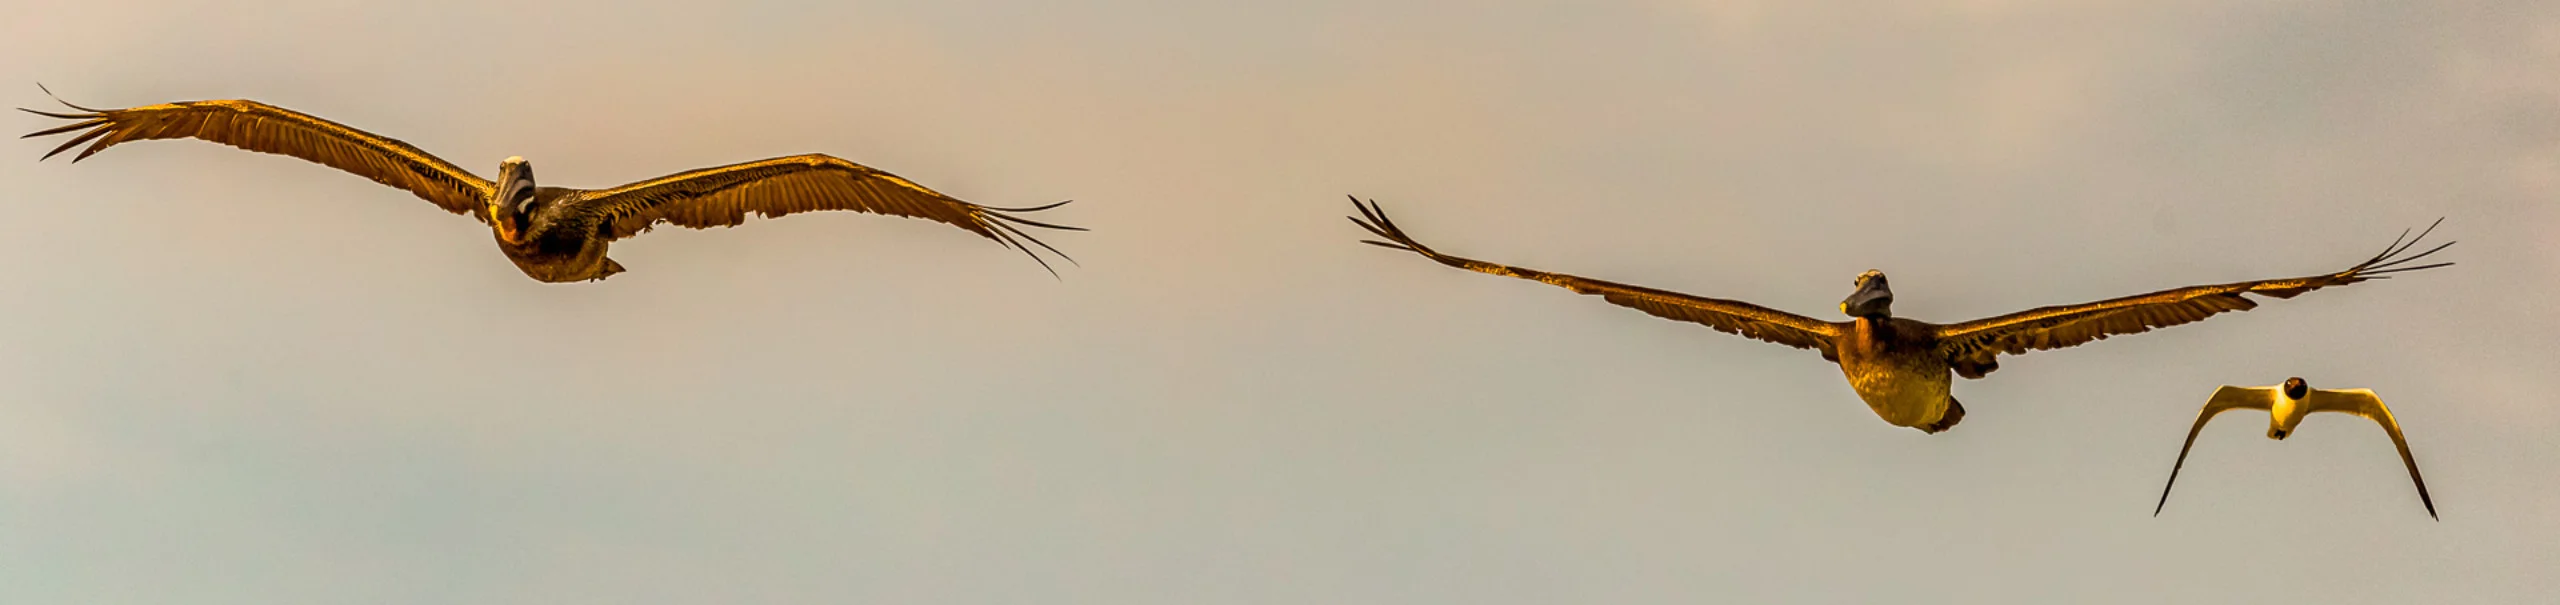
[2153,379,2437,519]
[23,87,1083,283]
[1346,196,2451,435]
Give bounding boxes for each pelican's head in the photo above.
[488,156,536,244]
[1840,269,1894,318]
[2268,377,2312,439]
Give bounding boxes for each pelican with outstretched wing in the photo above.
[1345,196,2452,434]
[2153,378,2436,519]
[21,87,1082,282]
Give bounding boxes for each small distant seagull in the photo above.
[1345,197,2454,435]
[2154,378,2436,519]
[21,85,1081,282]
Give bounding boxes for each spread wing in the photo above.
[1346,197,1842,359]
[2304,388,2437,520]
[1936,220,2454,369]
[573,154,1083,275]
[2155,385,2278,517]
[19,85,494,222]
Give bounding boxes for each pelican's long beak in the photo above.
[487,202,521,244]
[491,158,530,244]
[1841,278,1893,318]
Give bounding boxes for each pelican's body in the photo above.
[22,90,1081,283]
[2154,378,2437,519]
[1344,197,2452,434]
[492,181,620,281]
[1833,317,1959,429]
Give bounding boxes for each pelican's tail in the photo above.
[1920,398,1968,434]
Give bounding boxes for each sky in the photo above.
[1,0,2554,603]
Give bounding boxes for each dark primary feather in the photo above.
[1934,219,2455,367]
[1346,196,1842,357]
[18,85,495,222]
[577,154,1085,276]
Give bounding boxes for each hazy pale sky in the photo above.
[2,1,2555,603]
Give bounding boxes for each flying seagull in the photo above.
[1344,196,2453,434]
[22,86,1082,282]
[2154,377,2436,519]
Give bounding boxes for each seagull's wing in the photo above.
[569,154,1082,276]
[1344,196,1842,359]
[1935,221,2453,373]
[2156,385,2278,516]
[2304,388,2437,520]
[20,88,495,222]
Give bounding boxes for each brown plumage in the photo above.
[1346,196,2453,434]
[21,86,1082,282]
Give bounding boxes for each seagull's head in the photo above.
[1840,269,1894,318]
[2268,377,2311,439]
[489,156,536,244]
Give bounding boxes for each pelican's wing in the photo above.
[2155,386,2278,516]
[574,154,1083,275]
[1935,220,2454,369]
[20,87,494,222]
[2305,388,2437,520]
[1346,197,1842,358]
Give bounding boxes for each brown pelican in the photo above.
[2154,378,2436,519]
[21,87,1081,282]
[1344,197,2453,434]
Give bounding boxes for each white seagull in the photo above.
[2154,377,2437,519]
